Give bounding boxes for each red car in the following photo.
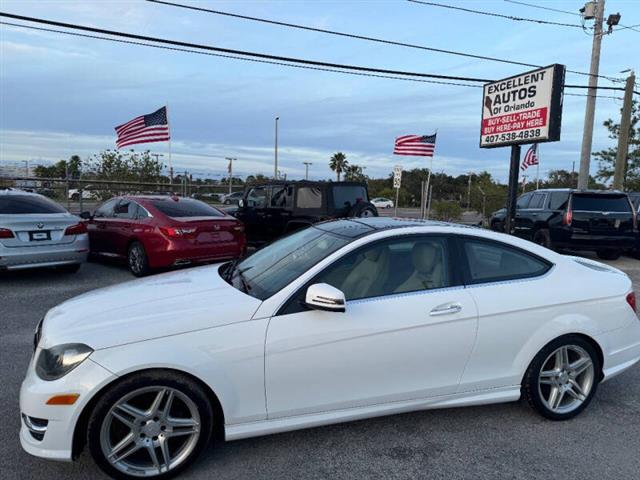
[83,195,246,276]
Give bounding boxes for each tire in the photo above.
[223,200,231,205]
[87,371,214,480]
[596,249,621,260]
[128,241,150,277]
[490,220,503,232]
[56,263,81,273]
[522,335,600,421]
[349,202,378,218]
[532,228,553,250]
[71,193,79,201]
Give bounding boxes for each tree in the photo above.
[329,152,349,181]
[343,164,367,182]
[33,155,82,179]
[594,100,640,191]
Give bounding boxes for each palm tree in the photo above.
[329,152,349,181]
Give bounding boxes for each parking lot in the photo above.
[1,253,639,480]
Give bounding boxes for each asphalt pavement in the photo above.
[1,255,639,480]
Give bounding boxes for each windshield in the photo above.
[0,194,67,214]
[225,226,350,300]
[151,198,224,217]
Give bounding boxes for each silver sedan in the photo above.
[0,189,88,272]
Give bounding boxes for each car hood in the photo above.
[40,264,262,350]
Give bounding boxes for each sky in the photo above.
[1,0,639,182]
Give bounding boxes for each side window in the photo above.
[270,186,293,208]
[296,187,322,209]
[528,193,546,209]
[246,187,268,208]
[134,203,150,219]
[517,193,532,209]
[113,200,137,219]
[316,236,451,301]
[462,238,551,284]
[94,198,118,218]
[548,192,569,210]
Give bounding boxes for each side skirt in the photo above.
[225,385,520,441]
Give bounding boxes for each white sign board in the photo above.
[393,165,402,189]
[480,64,565,148]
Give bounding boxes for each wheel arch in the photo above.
[520,332,605,387]
[72,367,225,459]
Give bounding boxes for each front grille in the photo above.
[22,414,48,441]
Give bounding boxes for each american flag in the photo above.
[521,144,539,171]
[115,106,170,149]
[393,133,437,156]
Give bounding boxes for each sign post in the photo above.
[479,64,565,234]
[393,165,402,217]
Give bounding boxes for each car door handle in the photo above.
[430,303,462,316]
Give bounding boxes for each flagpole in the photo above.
[166,102,173,186]
[536,145,540,190]
[424,129,437,220]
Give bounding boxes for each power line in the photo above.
[407,0,582,28]
[502,0,580,17]
[0,21,482,88]
[147,0,621,83]
[0,13,634,97]
[0,12,492,83]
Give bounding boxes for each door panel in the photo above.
[265,289,478,418]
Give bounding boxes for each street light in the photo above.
[303,162,312,180]
[274,116,279,179]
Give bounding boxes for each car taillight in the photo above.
[626,292,637,314]
[562,208,573,226]
[64,223,87,235]
[0,228,14,239]
[159,226,197,238]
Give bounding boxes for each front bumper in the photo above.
[19,354,116,461]
[0,235,89,270]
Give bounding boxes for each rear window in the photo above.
[332,185,367,210]
[151,198,224,217]
[571,194,631,213]
[0,195,67,214]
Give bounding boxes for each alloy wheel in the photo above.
[99,386,201,477]
[129,246,144,275]
[537,345,595,415]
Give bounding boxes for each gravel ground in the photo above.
[1,254,639,480]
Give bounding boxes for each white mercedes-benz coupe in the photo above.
[21,218,640,479]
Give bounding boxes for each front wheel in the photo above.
[532,228,553,250]
[522,335,600,421]
[128,241,150,277]
[87,372,214,479]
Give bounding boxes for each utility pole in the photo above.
[303,162,312,180]
[274,116,279,179]
[613,70,635,190]
[578,0,605,190]
[466,172,472,210]
[225,157,236,195]
[23,160,29,177]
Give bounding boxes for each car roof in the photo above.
[532,188,627,195]
[312,217,472,239]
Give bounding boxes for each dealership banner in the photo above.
[480,64,565,148]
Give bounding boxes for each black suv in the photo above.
[490,189,637,260]
[233,181,378,244]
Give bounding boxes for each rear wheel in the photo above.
[87,371,214,479]
[596,249,621,260]
[532,228,553,249]
[350,202,378,218]
[128,241,150,277]
[490,220,504,232]
[522,335,599,421]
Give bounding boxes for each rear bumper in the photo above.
[596,315,640,382]
[0,235,89,270]
[147,238,245,268]
[553,231,636,251]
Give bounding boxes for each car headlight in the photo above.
[35,343,93,381]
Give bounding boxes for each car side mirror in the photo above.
[79,211,92,220]
[238,199,245,208]
[305,283,346,313]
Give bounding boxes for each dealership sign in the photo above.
[480,64,565,148]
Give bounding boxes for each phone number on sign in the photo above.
[484,129,542,144]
